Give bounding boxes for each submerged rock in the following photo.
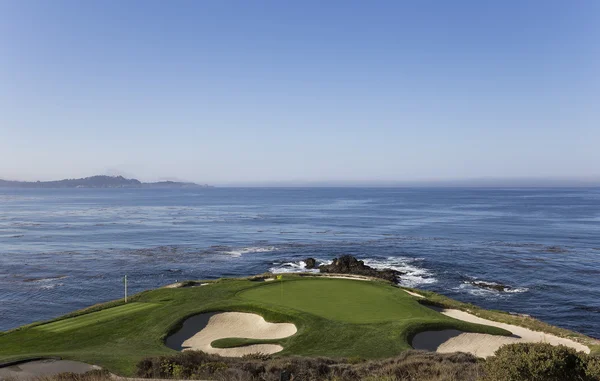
[304,258,318,269]
[468,281,509,292]
[318,255,403,283]
[545,246,568,254]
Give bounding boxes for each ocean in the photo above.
[1,187,599,337]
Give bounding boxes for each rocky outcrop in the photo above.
[318,255,402,283]
[304,258,317,269]
[545,246,567,253]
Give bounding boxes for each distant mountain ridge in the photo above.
[0,175,210,188]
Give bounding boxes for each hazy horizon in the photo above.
[2,172,600,188]
[2,1,599,185]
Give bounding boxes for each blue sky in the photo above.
[1,1,599,185]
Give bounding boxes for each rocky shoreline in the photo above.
[304,255,403,284]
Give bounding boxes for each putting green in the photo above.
[239,278,433,323]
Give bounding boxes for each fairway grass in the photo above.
[0,276,517,376]
[36,303,159,333]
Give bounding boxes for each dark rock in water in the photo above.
[318,255,403,283]
[304,258,317,269]
[545,246,568,253]
[468,281,509,292]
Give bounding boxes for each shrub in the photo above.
[136,351,231,379]
[587,356,600,380]
[136,350,483,380]
[483,343,589,381]
[241,352,272,361]
[346,356,365,364]
[45,369,112,381]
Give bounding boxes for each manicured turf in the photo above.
[0,276,511,376]
[36,303,159,333]
[240,278,434,323]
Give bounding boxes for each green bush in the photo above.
[483,343,591,381]
[346,356,365,364]
[137,351,230,379]
[49,369,112,381]
[587,356,600,380]
[241,352,272,361]
[136,350,483,380]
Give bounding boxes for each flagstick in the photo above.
[124,275,128,303]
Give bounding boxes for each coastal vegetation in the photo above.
[137,344,600,380]
[14,345,600,381]
[483,343,600,381]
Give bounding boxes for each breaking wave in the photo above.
[269,259,330,274]
[39,283,65,290]
[362,257,437,287]
[22,275,68,283]
[268,256,436,288]
[222,246,279,257]
[455,278,529,297]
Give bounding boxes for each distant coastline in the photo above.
[0,175,212,189]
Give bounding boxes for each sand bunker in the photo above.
[412,307,590,358]
[403,290,425,298]
[0,359,99,379]
[166,312,297,357]
[164,282,209,288]
[305,274,373,281]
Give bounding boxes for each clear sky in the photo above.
[1,1,599,185]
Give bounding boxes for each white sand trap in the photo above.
[181,312,297,357]
[0,359,99,379]
[403,290,425,298]
[164,282,210,288]
[413,308,590,358]
[309,274,372,281]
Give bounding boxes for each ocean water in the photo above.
[1,187,599,337]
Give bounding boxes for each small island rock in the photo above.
[318,255,403,284]
[304,258,317,269]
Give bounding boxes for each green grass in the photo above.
[0,276,543,376]
[36,303,159,333]
[239,278,431,323]
[210,337,280,348]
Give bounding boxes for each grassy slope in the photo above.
[0,277,514,376]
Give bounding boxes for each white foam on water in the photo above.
[222,246,278,258]
[40,283,64,290]
[506,287,529,294]
[269,257,436,287]
[362,257,437,287]
[24,275,68,283]
[456,281,528,297]
[269,259,331,274]
[269,261,318,274]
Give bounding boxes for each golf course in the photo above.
[0,275,597,377]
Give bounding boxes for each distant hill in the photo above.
[0,175,210,189]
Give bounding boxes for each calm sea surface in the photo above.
[1,188,599,336]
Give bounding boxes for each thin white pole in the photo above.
[124,275,128,303]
